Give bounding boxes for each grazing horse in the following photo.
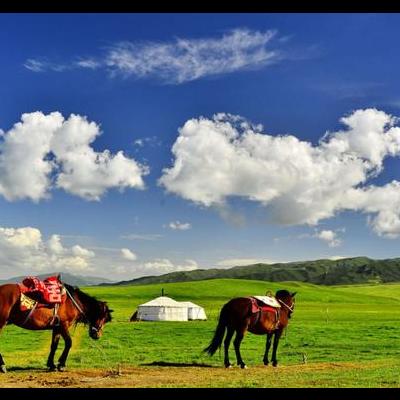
[204,290,296,369]
[0,282,112,373]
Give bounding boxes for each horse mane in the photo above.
[64,283,106,324]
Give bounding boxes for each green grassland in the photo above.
[1,279,400,387]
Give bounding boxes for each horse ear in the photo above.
[291,292,297,297]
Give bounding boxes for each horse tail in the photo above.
[203,302,229,356]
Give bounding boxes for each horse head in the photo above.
[66,285,113,340]
[88,301,113,340]
[276,290,296,319]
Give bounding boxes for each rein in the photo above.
[65,286,87,321]
[278,298,294,313]
[64,286,99,334]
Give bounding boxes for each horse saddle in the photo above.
[18,275,66,310]
[249,296,280,328]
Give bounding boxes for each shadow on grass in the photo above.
[140,361,217,368]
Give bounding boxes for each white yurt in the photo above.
[179,301,207,320]
[135,296,188,321]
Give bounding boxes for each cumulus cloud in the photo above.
[314,230,342,247]
[24,29,280,84]
[168,221,192,230]
[142,258,198,273]
[0,112,148,202]
[160,108,400,238]
[0,227,95,276]
[109,258,198,277]
[121,248,137,261]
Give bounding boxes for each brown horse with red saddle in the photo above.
[204,290,296,368]
[0,275,112,373]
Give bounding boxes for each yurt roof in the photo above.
[139,296,187,307]
[179,301,203,308]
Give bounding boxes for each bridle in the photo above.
[278,298,295,313]
[64,286,109,334]
[65,285,99,334]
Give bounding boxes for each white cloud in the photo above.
[71,245,95,258]
[108,258,199,277]
[326,255,348,260]
[142,258,198,273]
[74,59,100,69]
[23,59,68,72]
[0,112,148,202]
[0,112,62,201]
[160,108,400,238]
[24,29,280,84]
[134,139,144,147]
[0,226,96,276]
[168,221,192,230]
[314,230,342,247]
[106,29,278,84]
[120,233,163,241]
[133,136,161,149]
[24,59,46,72]
[121,248,137,261]
[47,234,64,255]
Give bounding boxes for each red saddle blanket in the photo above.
[249,297,279,315]
[19,275,64,304]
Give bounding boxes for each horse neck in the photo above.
[278,297,292,327]
[66,286,88,321]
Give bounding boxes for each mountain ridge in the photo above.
[100,256,400,286]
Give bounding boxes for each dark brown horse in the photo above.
[0,283,112,373]
[204,290,296,368]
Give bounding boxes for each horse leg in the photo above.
[224,326,234,368]
[0,316,8,373]
[263,332,273,366]
[271,329,283,367]
[57,326,72,372]
[233,329,247,369]
[47,328,61,371]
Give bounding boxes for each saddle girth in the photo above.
[248,296,280,329]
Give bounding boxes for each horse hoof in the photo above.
[48,366,57,372]
[263,361,269,366]
[0,365,6,373]
[272,362,278,367]
[240,364,247,369]
[57,365,66,372]
[225,364,232,369]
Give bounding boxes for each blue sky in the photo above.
[1,13,400,280]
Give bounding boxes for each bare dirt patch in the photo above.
[0,360,397,388]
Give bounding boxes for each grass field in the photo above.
[1,279,400,387]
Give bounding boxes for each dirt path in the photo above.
[0,361,399,388]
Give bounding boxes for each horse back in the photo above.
[0,284,21,316]
[223,297,281,334]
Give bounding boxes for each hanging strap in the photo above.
[64,285,87,321]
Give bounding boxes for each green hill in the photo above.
[2,278,400,387]
[102,256,400,286]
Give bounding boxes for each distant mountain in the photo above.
[0,272,114,287]
[101,256,400,286]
